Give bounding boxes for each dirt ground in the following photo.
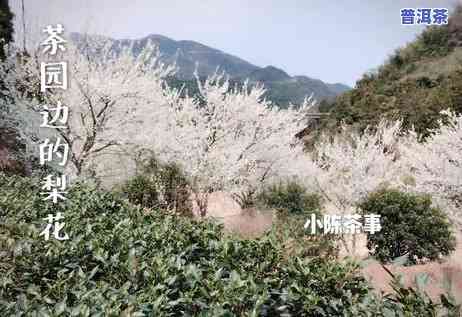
[361,231,462,302]
[199,191,462,303]
[197,191,274,238]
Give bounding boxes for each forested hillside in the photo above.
[318,6,462,137]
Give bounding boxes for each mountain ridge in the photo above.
[70,32,350,106]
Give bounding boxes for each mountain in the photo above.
[70,33,350,106]
[247,66,292,82]
[316,5,462,138]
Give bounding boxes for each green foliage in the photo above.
[119,156,192,216]
[0,128,26,176]
[319,10,462,139]
[0,174,370,315]
[120,174,159,207]
[271,209,339,259]
[259,182,335,259]
[258,181,322,215]
[359,189,456,265]
[0,0,14,59]
[165,75,343,109]
[379,265,461,317]
[385,25,452,72]
[411,25,452,60]
[0,174,458,315]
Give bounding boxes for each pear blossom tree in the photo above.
[311,120,405,212]
[50,40,175,181]
[3,30,461,226]
[305,111,462,253]
[0,45,50,163]
[1,37,317,215]
[139,73,316,216]
[305,120,408,253]
[307,112,462,223]
[399,110,462,225]
[0,38,175,182]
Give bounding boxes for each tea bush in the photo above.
[257,181,330,258]
[270,209,339,259]
[0,174,457,316]
[119,156,192,216]
[258,181,322,215]
[359,189,456,265]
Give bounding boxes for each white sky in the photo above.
[9,0,461,86]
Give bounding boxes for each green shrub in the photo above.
[121,174,160,207]
[379,265,461,317]
[0,174,459,315]
[257,181,336,259]
[359,189,456,265]
[258,181,322,214]
[119,156,192,216]
[271,209,339,259]
[416,25,451,58]
[0,173,379,316]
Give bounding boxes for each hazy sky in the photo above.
[9,0,460,86]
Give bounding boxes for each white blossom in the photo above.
[2,37,460,223]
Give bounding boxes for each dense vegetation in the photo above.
[1,2,461,314]
[257,181,322,215]
[0,0,13,59]
[359,189,456,265]
[317,6,462,138]
[118,155,192,217]
[0,1,22,176]
[165,76,345,109]
[1,174,460,316]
